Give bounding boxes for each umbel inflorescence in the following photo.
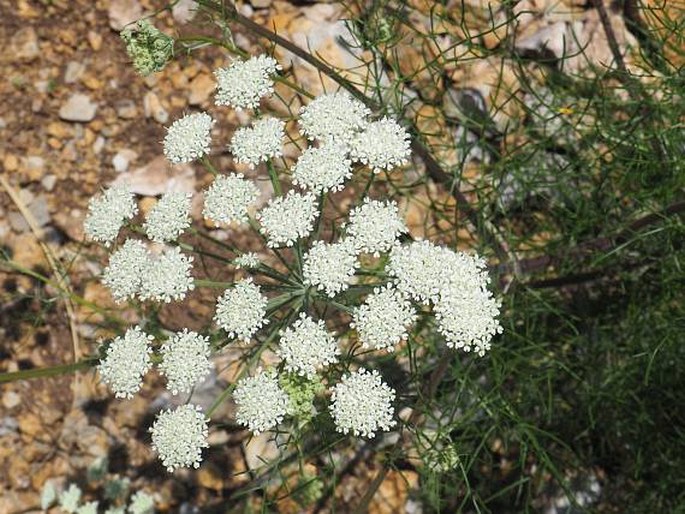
[85,52,502,473]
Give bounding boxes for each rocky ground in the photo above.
[0,0,681,512]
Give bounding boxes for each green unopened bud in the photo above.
[121,20,174,76]
[279,373,324,422]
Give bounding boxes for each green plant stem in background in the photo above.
[0,359,95,384]
[266,159,282,196]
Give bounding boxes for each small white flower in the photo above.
[149,404,209,472]
[159,329,213,395]
[59,484,82,514]
[387,240,452,304]
[234,368,289,435]
[76,502,98,514]
[214,55,282,110]
[277,313,340,377]
[144,191,192,243]
[230,117,284,168]
[352,285,416,352]
[98,326,153,399]
[40,480,57,510]
[434,287,502,357]
[347,199,407,256]
[163,112,215,164]
[329,368,396,438]
[291,143,352,193]
[257,191,318,248]
[350,117,411,172]
[203,173,259,226]
[234,252,260,269]
[84,183,138,246]
[214,278,268,342]
[299,92,370,144]
[139,247,195,303]
[303,239,358,297]
[127,491,155,514]
[102,239,149,303]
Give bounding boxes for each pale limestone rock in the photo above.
[112,149,139,173]
[172,0,198,23]
[108,0,143,31]
[188,73,215,106]
[113,156,196,196]
[59,93,98,122]
[143,91,169,124]
[64,61,85,83]
[10,27,39,62]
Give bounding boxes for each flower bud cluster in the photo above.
[120,20,174,76]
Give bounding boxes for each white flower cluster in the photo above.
[230,117,284,168]
[149,404,209,472]
[139,246,195,303]
[103,241,194,303]
[352,285,416,351]
[299,92,370,144]
[88,52,505,471]
[303,239,358,297]
[389,240,502,355]
[214,278,268,342]
[434,289,502,356]
[234,368,289,434]
[99,324,215,401]
[350,117,411,172]
[144,191,192,243]
[292,143,352,193]
[203,173,259,226]
[214,55,281,110]
[257,191,318,247]
[329,368,396,438]
[387,240,453,304]
[163,112,215,164]
[102,239,149,302]
[159,329,212,395]
[84,184,138,246]
[98,326,153,399]
[128,491,155,514]
[277,313,340,377]
[96,322,215,473]
[234,252,260,269]
[347,199,407,255]
[297,92,410,177]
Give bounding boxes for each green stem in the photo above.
[201,155,220,176]
[247,216,298,276]
[194,279,232,288]
[177,242,231,263]
[266,159,282,196]
[253,265,300,287]
[0,359,95,384]
[325,299,354,314]
[274,76,314,100]
[190,228,239,253]
[177,35,243,54]
[0,260,125,326]
[266,291,302,315]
